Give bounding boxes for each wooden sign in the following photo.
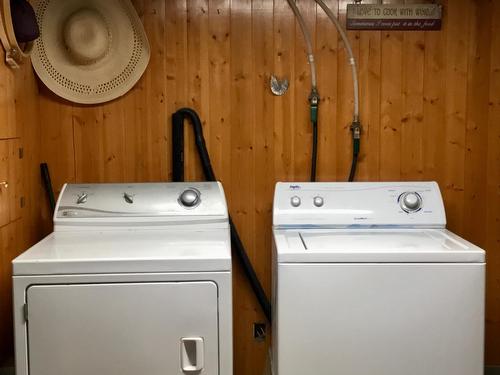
[346,4,442,31]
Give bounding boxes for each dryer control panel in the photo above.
[273,182,446,228]
[54,182,228,230]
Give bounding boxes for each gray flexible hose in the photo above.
[314,0,360,121]
[286,0,318,90]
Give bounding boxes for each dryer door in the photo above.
[26,282,219,375]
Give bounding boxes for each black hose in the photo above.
[172,108,272,323]
[40,163,55,213]
[348,151,358,182]
[348,121,361,182]
[172,112,185,182]
[311,120,318,182]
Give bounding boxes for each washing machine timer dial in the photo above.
[179,188,201,208]
[400,192,422,213]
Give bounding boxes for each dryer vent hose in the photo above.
[172,108,272,323]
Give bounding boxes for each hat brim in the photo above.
[31,0,150,104]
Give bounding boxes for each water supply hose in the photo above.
[172,108,272,323]
[286,0,320,182]
[314,0,362,181]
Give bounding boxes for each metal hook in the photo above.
[270,75,289,96]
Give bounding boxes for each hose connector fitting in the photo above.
[350,120,362,157]
[350,120,362,140]
[309,88,320,123]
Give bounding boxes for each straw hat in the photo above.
[31,0,150,104]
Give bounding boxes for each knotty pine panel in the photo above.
[36,0,500,371]
[0,48,44,362]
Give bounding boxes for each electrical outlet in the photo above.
[253,322,266,342]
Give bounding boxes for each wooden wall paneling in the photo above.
[15,63,45,245]
[293,0,316,181]
[208,0,231,184]
[184,0,210,182]
[142,0,168,182]
[8,139,22,222]
[379,30,403,180]
[401,31,424,180]
[357,29,381,181]
[165,0,187,181]
[98,101,126,182]
[230,2,260,375]
[124,0,147,182]
[0,51,16,139]
[336,1,359,181]
[273,0,295,181]
[251,4,274,371]
[252,0,274,297]
[0,53,43,364]
[486,0,500,364]
[422,28,446,183]
[378,0,403,181]
[0,221,18,361]
[0,140,10,227]
[442,0,469,235]
[73,105,105,182]
[463,0,491,247]
[315,0,338,181]
[11,62,43,238]
[39,89,75,195]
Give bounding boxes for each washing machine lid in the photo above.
[13,229,231,275]
[274,229,485,263]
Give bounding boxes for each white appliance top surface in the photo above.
[13,229,231,275]
[274,229,485,263]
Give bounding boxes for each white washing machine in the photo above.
[13,182,232,375]
[272,182,485,375]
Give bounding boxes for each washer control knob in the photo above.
[313,196,324,207]
[400,192,422,212]
[123,192,134,204]
[290,196,301,207]
[179,189,200,208]
[76,193,87,204]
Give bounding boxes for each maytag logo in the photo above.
[289,185,301,190]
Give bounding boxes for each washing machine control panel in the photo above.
[54,182,228,229]
[274,182,446,228]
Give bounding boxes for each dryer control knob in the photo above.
[400,192,422,212]
[313,196,324,207]
[290,196,301,207]
[123,192,134,204]
[179,189,200,208]
[76,193,88,204]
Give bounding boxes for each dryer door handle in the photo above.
[180,337,204,373]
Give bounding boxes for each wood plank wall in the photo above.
[32,0,500,372]
[0,51,43,363]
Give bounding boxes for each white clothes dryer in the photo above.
[13,182,232,375]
